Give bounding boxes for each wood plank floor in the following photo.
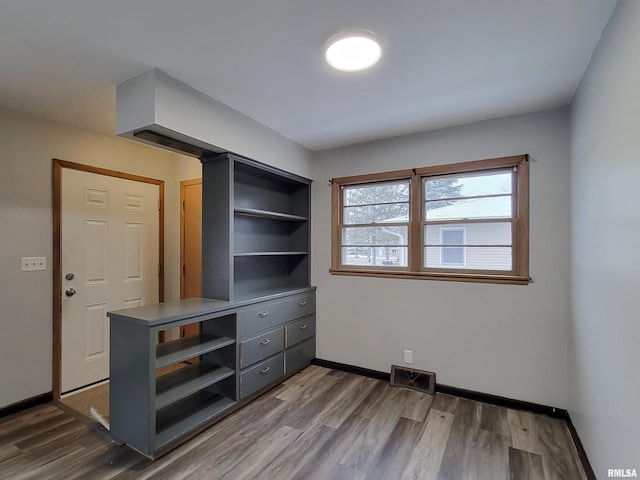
[0,365,587,479]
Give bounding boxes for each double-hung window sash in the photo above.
[422,168,517,274]
[340,180,410,269]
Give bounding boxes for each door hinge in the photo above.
[158,264,162,276]
[182,265,186,275]
[158,200,161,211]
[182,200,186,211]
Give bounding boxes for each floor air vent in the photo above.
[390,365,436,395]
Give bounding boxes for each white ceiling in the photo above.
[0,0,616,151]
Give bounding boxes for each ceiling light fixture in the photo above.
[325,30,381,72]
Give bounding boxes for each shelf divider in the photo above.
[234,207,308,222]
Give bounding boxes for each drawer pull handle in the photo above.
[260,367,271,375]
[299,301,307,306]
[260,339,271,346]
[299,324,308,330]
[259,311,270,318]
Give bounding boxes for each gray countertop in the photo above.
[107,286,316,327]
[107,298,233,326]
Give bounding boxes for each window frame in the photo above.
[330,155,530,285]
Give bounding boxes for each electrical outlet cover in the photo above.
[404,349,413,364]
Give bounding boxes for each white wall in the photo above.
[0,107,200,408]
[569,0,640,475]
[312,108,571,407]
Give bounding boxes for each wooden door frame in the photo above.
[52,159,165,399]
[180,178,202,299]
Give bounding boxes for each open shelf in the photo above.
[202,153,311,302]
[156,335,234,369]
[234,214,308,257]
[233,159,309,221]
[155,363,235,410]
[234,254,308,301]
[155,391,235,449]
[234,207,307,222]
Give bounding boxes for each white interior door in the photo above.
[61,168,159,394]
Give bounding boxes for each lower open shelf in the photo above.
[155,390,236,449]
[156,363,235,410]
[156,334,234,369]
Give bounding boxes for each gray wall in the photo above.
[0,107,200,408]
[569,0,640,475]
[312,108,571,408]
[117,69,314,180]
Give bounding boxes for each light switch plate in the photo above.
[21,256,47,271]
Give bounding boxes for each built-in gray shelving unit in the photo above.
[109,290,316,458]
[202,153,311,302]
[109,152,315,458]
[109,304,237,457]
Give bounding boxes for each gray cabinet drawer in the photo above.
[239,327,284,369]
[284,315,315,348]
[239,293,315,337]
[240,354,284,399]
[281,293,315,321]
[285,338,315,374]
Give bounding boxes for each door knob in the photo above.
[65,288,76,298]
[65,273,75,281]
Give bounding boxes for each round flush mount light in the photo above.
[325,30,381,72]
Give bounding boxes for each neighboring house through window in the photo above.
[440,228,466,267]
[330,155,530,285]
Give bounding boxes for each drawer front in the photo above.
[240,354,284,399]
[285,338,316,374]
[284,315,316,348]
[240,327,284,369]
[278,293,315,324]
[239,293,315,337]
